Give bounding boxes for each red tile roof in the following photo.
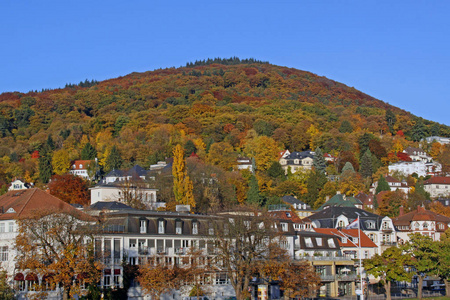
[71,160,94,170]
[0,188,94,221]
[313,228,377,248]
[393,206,450,225]
[269,210,304,223]
[424,176,450,185]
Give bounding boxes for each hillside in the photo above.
[0,58,449,211]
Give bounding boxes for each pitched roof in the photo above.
[309,206,383,230]
[89,201,134,211]
[424,176,450,185]
[0,188,94,221]
[71,160,94,170]
[313,228,377,248]
[318,193,362,210]
[393,206,450,225]
[269,210,304,223]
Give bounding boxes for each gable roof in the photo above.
[0,188,94,221]
[309,206,383,230]
[71,160,94,170]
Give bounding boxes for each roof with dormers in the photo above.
[0,188,94,221]
[318,193,362,210]
[313,228,377,248]
[71,160,94,170]
[393,206,450,226]
[309,207,384,231]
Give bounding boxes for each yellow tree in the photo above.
[244,136,280,171]
[51,149,71,175]
[172,144,196,209]
[306,124,320,149]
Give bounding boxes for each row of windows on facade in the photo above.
[0,222,15,233]
[304,237,336,248]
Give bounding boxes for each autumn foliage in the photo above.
[47,174,90,206]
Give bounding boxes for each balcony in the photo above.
[139,247,150,255]
[319,274,335,281]
[301,256,353,262]
[382,227,394,232]
[157,248,166,255]
[336,274,358,281]
[175,247,185,255]
[381,241,397,246]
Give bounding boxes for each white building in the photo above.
[69,160,94,180]
[424,176,450,198]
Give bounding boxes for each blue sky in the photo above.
[1,1,449,125]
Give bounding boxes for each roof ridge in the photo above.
[17,188,37,216]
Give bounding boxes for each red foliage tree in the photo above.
[48,174,90,206]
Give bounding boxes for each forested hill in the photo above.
[0,59,448,187]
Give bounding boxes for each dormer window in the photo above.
[192,222,198,235]
[158,220,165,234]
[281,223,288,232]
[305,237,313,247]
[316,238,322,246]
[294,159,299,164]
[327,238,336,248]
[140,219,147,234]
[341,237,347,244]
[176,220,183,235]
[353,237,359,244]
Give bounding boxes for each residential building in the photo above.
[236,157,253,172]
[281,195,314,218]
[354,193,375,210]
[370,175,410,194]
[403,147,432,163]
[424,176,450,198]
[0,188,94,297]
[313,228,378,260]
[8,179,31,191]
[308,207,397,254]
[393,206,450,242]
[69,160,94,180]
[423,136,450,145]
[279,151,314,174]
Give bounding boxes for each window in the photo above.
[423,222,428,229]
[327,238,336,248]
[337,220,345,228]
[0,223,4,233]
[129,239,136,248]
[305,237,313,248]
[352,237,359,244]
[365,220,375,229]
[341,237,347,244]
[8,222,13,232]
[104,275,111,286]
[316,238,323,246]
[140,220,147,234]
[158,220,165,234]
[176,221,182,234]
[281,223,288,232]
[209,227,214,235]
[0,246,8,261]
[192,222,198,235]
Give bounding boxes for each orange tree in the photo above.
[15,209,102,300]
[47,174,90,206]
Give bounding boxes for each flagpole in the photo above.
[358,216,364,300]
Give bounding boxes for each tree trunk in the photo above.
[444,278,450,297]
[418,275,423,300]
[385,280,391,300]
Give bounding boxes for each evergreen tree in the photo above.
[358,132,375,156]
[184,140,197,156]
[385,109,397,132]
[105,146,122,171]
[303,171,327,207]
[313,148,327,174]
[247,175,262,206]
[410,119,427,142]
[38,146,53,184]
[375,174,390,194]
[81,142,97,160]
[267,161,285,180]
[341,162,355,173]
[360,149,373,178]
[46,134,55,151]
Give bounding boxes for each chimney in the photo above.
[399,206,404,216]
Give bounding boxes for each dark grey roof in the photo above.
[105,169,125,177]
[90,201,134,210]
[309,207,383,231]
[296,231,341,251]
[282,195,304,205]
[284,151,314,160]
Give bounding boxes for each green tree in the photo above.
[303,171,327,207]
[341,162,355,173]
[39,146,53,184]
[313,147,327,174]
[403,233,439,300]
[81,142,97,160]
[184,140,197,156]
[360,149,373,179]
[338,120,353,133]
[247,175,262,206]
[267,161,285,180]
[410,119,427,142]
[358,132,375,156]
[105,145,122,171]
[375,174,390,194]
[436,230,450,296]
[385,109,397,132]
[363,246,411,300]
